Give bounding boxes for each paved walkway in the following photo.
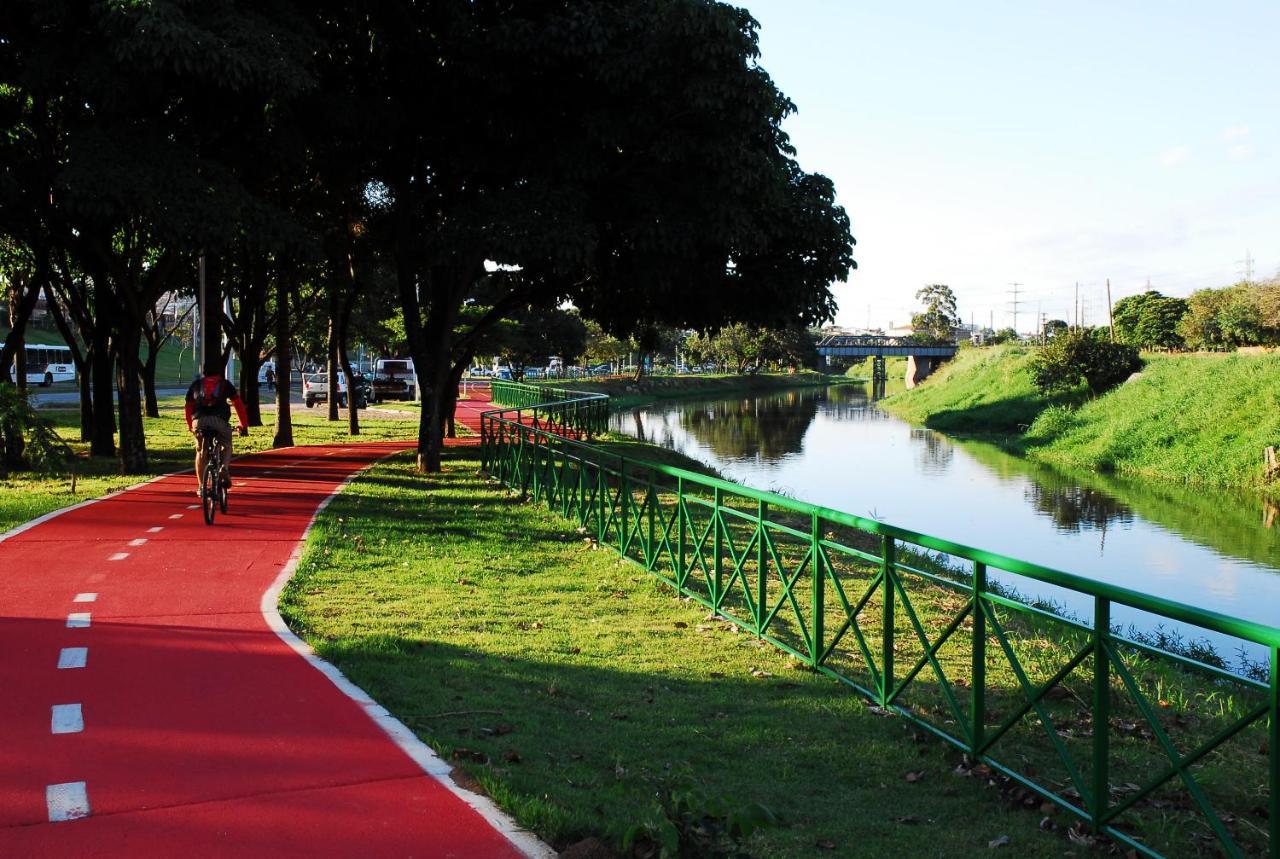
[0,395,541,856]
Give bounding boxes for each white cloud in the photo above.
[1229,143,1256,161]
[1221,124,1250,141]
[1159,146,1190,168]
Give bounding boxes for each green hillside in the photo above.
[885,346,1280,492]
[1022,352,1280,488]
[881,344,1082,435]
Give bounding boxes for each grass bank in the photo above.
[283,447,1087,858]
[534,371,850,408]
[0,398,413,534]
[285,436,1272,856]
[883,345,1280,492]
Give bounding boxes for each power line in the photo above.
[1237,249,1255,282]
[1007,282,1023,333]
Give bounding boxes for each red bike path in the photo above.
[0,396,546,856]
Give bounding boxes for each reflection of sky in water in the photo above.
[613,389,1280,661]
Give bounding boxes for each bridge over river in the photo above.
[815,334,957,387]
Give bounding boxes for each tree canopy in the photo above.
[0,0,855,473]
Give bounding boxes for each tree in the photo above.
[1112,290,1187,350]
[366,1,853,471]
[490,306,588,378]
[1178,283,1264,350]
[911,284,959,342]
[1042,319,1069,340]
[988,327,1019,345]
[1030,328,1141,396]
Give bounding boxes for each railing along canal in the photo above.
[481,381,1278,858]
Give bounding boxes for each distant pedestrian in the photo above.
[265,367,276,392]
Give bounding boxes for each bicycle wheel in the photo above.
[201,459,217,525]
[218,453,229,514]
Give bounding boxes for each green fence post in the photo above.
[1092,596,1111,833]
[531,429,541,503]
[811,512,824,668]
[881,535,895,706]
[757,499,767,636]
[1269,645,1278,859]
[972,561,987,756]
[647,477,656,571]
[713,486,723,610]
[677,476,687,591]
[619,457,628,556]
[597,461,606,543]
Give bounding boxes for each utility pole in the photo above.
[1237,249,1255,283]
[1106,278,1115,342]
[1074,282,1080,329]
[1008,282,1023,334]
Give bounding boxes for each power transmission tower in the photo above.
[1008,282,1023,334]
[1237,250,1255,283]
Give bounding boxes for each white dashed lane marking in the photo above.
[58,648,87,669]
[187,505,200,510]
[66,613,90,629]
[51,704,84,734]
[147,526,164,533]
[73,593,97,603]
[46,782,90,822]
[128,538,147,547]
[86,573,106,584]
[169,514,183,520]
[108,553,129,562]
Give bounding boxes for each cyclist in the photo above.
[185,365,250,495]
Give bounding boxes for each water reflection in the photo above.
[1024,481,1134,534]
[612,384,1280,635]
[909,428,954,476]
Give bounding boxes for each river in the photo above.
[610,384,1280,663]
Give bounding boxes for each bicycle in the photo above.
[198,426,230,525]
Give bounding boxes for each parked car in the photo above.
[303,371,369,409]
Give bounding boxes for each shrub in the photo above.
[1029,329,1140,396]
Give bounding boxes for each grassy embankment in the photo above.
[533,370,851,408]
[0,397,414,534]
[883,344,1280,493]
[284,436,1271,857]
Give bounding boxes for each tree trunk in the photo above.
[1,268,40,387]
[89,331,116,457]
[335,285,360,437]
[9,276,27,391]
[239,365,262,427]
[326,306,340,422]
[338,336,359,436]
[44,284,94,441]
[78,366,94,442]
[0,418,22,475]
[272,275,294,449]
[142,348,160,418]
[114,328,148,474]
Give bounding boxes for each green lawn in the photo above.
[285,441,1271,857]
[283,447,1086,858]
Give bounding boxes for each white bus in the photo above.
[20,344,76,386]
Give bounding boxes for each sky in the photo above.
[743,0,1280,332]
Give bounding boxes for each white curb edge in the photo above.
[259,448,556,859]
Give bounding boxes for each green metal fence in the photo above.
[481,382,1278,858]
[489,379,609,440]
